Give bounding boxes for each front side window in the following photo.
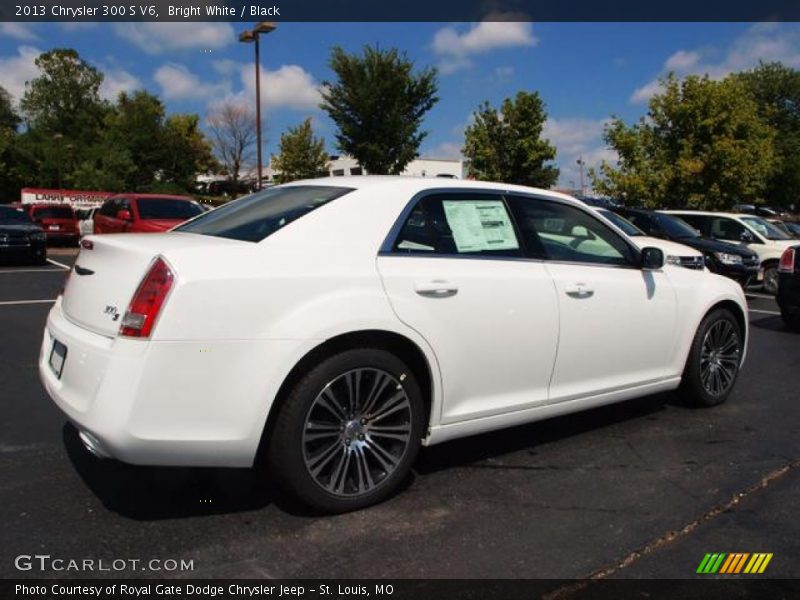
[392,194,522,258]
[508,196,636,266]
[176,185,352,242]
[740,216,791,241]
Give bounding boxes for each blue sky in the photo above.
[2,21,799,186]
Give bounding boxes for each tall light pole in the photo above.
[576,156,586,196]
[53,133,64,201]
[239,22,276,190]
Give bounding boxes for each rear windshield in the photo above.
[33,206,74,219]
[0,206,33,223]
[175,185,353,242]
[136,198,204,220]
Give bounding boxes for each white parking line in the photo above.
[0,299,55,306]
[748,308,781,315]
[46,258,71,270]
[746,292,776,300]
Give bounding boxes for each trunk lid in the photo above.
[61,232,241,337]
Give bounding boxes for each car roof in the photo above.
[280,175,581,205]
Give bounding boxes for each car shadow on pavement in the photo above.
[63,393,679,520]
[62,423,284,520]
[414,393,674,475]
[749,314,797,333]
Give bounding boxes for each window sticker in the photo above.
[442,200,519,252]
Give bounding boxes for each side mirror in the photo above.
[740,230,754,243]
[640,247,665,270]
[116,209,132,221]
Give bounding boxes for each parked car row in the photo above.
[578,201,795,295]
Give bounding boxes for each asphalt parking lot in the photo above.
[1,251,798,581]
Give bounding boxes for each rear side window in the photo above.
[136,198,204,220]
[33,206,74,219]
[175,185,353,242]
[392,194,523,258]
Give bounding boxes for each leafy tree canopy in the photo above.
[463,91,559,189]
[321,45,438,175]
[271,118,329,183]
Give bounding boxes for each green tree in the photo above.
[593,74,776,210]
[104,91,166,190]
[320,45,438,174]
[20,48,107,141]
[271,118,329,183]
[738,62,800,208]
[463,91,559,188]
[0,86,20,132]
[161,114,217,191]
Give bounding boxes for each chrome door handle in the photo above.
[414,280,458,297]
[565,283,594,298]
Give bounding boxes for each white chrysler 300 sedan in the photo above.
[40,177,748,512]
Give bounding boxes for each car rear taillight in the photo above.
[778,247,796,273]
[120,257,175,338]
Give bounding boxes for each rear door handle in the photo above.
[414,280,458,298]
[565,283,594,298]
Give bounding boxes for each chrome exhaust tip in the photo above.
[78,430,111,459]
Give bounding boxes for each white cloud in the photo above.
[114,22,234,54]
[0,45,41,102]
[432,20,537,74]
[100,68,141,101]
[240,63,321,111]
[0,22,39,41]
[543,117,616,188]
[154,63,230,101]
[421,141,463,160]
[631,23,800,104]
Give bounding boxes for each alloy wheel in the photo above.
[700,320,740,397]
[302,368,413,497]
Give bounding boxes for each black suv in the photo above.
[613,207,760,287]
[0,205,47,264]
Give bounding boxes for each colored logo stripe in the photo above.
[698,553,773,574]
[744,553,773,574]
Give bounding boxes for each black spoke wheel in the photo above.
[681,308,742,407]
[266,348,424,513]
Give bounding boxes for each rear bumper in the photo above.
[39,300,312,467]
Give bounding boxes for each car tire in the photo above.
[763,265,779,295]
[680,308,742,407]
[266,348,425,513]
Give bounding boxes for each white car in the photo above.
[40,178,748,512]
[663,210,796,294]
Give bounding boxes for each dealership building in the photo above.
[266,155,464,181]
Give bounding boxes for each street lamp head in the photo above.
[239,30,256,43]
[254,22,277,34]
